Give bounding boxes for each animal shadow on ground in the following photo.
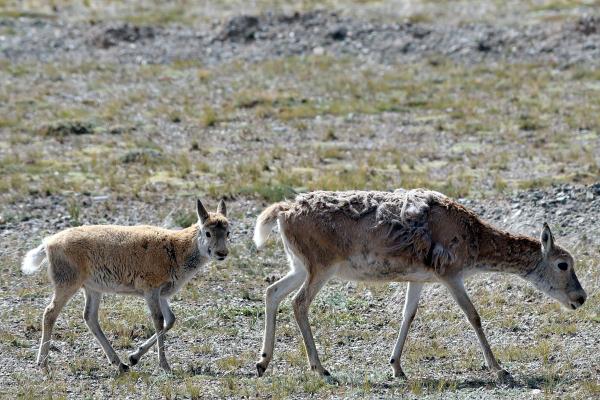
[187,364,257,379]
[373,377,493,391]
[187,364,221,377]
[350,372,530,391]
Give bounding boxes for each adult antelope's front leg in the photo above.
[144,289,171,372]
[128,297,175,367]
[390,281,424,379]
[443,278,512,383]
[292,269,332,377]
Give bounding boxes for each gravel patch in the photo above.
[2,11,600,66]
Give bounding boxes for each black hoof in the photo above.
[394,370,407,380]
[496,369,515,386]
[323,371,340,385]
[310,365,331,377]
[256,363,266,377]
[115,363,130,376]
[128,354,139,366]
[160,364,172,374]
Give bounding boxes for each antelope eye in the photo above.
[205,231,211,238]
[557,262,568,271]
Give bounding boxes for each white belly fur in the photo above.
[334,254,435,282]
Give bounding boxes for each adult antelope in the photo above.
[253,189,586,382]
[22,199,229,373]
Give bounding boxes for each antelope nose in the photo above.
[577,295,586,306]
[216,250,228,258]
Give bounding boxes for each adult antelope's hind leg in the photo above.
[128,297,175,367]
[390,282,424,379]
[37,285,79,370]
[83,288,128,373]
[292,268,333,377]
[256,262,307,377]
[443,278,513,384]
[144,289,170,372]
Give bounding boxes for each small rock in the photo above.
[327,26,347,41]
[313,46,325,55]
[477,40,492,52]
[218,15,260,42]
[586,191,594,201]
[92,195,110,202]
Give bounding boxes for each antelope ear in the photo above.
[196,199,209,223]
[540,222,554,258]
[217,199,227,217]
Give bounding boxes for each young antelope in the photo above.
[21,199,230,373]
[253,189,586,382]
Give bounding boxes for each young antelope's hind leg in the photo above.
[443,278,513,384]
[256,261,307,377]
[144,290,171,372]
[83,288,128,373]
[128,297,175,367]
[292,268,333,377]
[37,285,79,370]
[390,282,424,379]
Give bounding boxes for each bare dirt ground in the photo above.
[1,1,599,399]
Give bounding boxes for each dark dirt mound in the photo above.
[120,148,163,164]
[217,15,260,42]
[575,15,600,35]
[40,120,95,136]
[89,23,156,48]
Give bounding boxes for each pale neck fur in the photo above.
[171,224,206,267]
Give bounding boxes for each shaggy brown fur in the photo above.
[22,199,229,374]
[253,189,586,382]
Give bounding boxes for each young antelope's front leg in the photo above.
[128,297,175,367]
[390,282,424,379]
[145,290,171,372]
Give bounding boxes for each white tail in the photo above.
[253,219,276,249]
[253,202,290,249]
[21,243,47,275]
